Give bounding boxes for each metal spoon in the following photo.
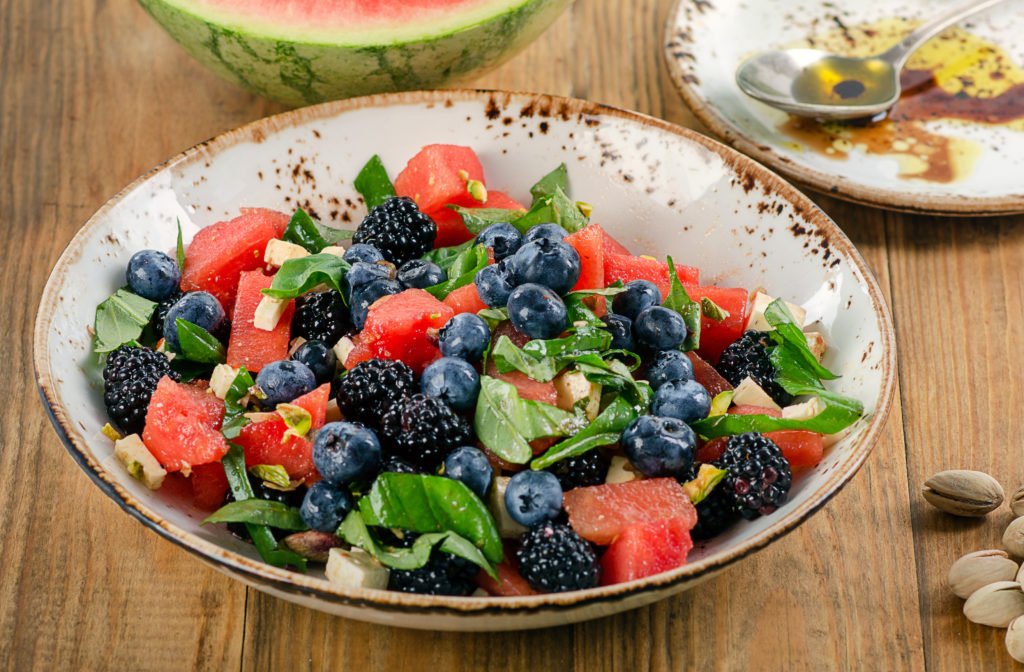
[735,0,1007,120]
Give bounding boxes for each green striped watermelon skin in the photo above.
[138,0,571,106]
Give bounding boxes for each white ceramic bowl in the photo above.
[35,91,895,631]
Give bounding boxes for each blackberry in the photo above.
[228,481,307,540]
[293,290,349,345]
[102,345,178,435]
[718,432,792,520]
[335,359,415,427]
[379,456,422,475]
[380,394,473,469]
[716,331,793,406]
[546,451,609,491]
[516,521,599,593]
[352,197,436,266]
[387,550,477,596]
[690,481,738,540]
[150,290,182,335]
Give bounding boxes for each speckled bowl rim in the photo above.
[662,0,1024,217]
[34,89,896,619]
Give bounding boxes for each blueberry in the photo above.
[443,446,493,498]
[421,357,480,411]
[621,415,696,478]
[255,360,317,406]
[647,350,695,389]
[350,277,402,330]
[438,313,491,363]
[612,280,662,321]
[312,421,382,486]
[522,223,568,244]
[397,259,446,289]
[510,239,581,296]
[299,480,353,533]
[343,243,384,265]
[163,291,226,352]
[126,249,181,301]
[651,379,711,423]
[343,261,395,301]
[474,259,517,308]
[504,470,563,527]
[476,222,523,262]
[633,306,687,351]
[605,313,635,352]
[291,339,337,385]
[507,283,567,340]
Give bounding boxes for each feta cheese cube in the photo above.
[320,245,346,256]
[209,364,239,400]
[746,292,807,332]
[731,376,782,411]
[325,548,390,590]
[253,296,290,331]
[114,434,167,490]
[489,477,527,538]
[325,399,342,423]
[333,336,356,367]
[288,336,307,355]
[264,238,309,268]
[804,331,827,362]
[554,371,601,420]
[605,455,641,484]
[781,397,825,421]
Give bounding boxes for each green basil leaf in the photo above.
[422,239,474,271]
[662,257,701,351]
[701,297,730,322]
[354,154,396,208]
[571,354,652,410]
[203,499,308,530]
[477,307,509,330]
[425,244,488,300]
[529,163,569,204]
[562,283,625,327]
[532,396,637,469]
[691,389,864,439]
[93,289,157,353]
[450,206,525,235]
[282,208,348,253]
[176,219,186,271]
[221,368,255,439]
[510,186,588,234]
[522,326,611,360]
[262,253,350,300]
[765,299,839,382]
[168,359,214,383]
[490,327,613,383]
[473,376,574,464]
[490,336,561,382]
[174,318,226,363]
[250,464,292,489]
[357,473,504,564]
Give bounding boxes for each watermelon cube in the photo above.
[765,430,824,469]
[600,517,694,585]
[344,289,454,374]
[563,478,697,545]
[600,227,631,256]
[429,190,528,247]
[394,145,485,214]
[443,283,489,315]
[684,285,750,363]
[190,462,229,511]
[475,560,538,597]
[564,224,605,291]
[227,270,293,372]
[686,351,733,397]
[234,383,330,481]
[143,377,227,472]
[181,208,290,311]
[603,253,700,297]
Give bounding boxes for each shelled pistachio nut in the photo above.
[1012,485,1024,518]
[922,470,1004,517]
[964,581,1024,627]
[1008,616,1024,663]
[949,550,1019,599]
[1005,518,1024,558]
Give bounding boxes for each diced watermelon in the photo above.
[344,289,454,374]
[766,430,824,469]
[190,462,229,511]
[475,560,537,596]
[729,405,782,418]
[484,191,528,211]
[492,320,530,347]
[227,270,293,372]
[603,252,700,297]
[429,190,528,247]
[686,351,733,396]
[233,383,330,481]
[143,377,227,472]
[684,285,750,363]
[443,283,489,315]
[599,226,631,256]
[600,517,694,585]
[564,479,697,545]
[180,208,289,312]
[394,145,485,214]
[564,224,604,291]
[485,363,558,406]
[696,438,727,464]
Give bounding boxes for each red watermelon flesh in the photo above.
[564,224,604,291]
[599,226,631,256]
[234,383,330,481]
[686,351,733,397]
[190,462,229,511]
[143,377,227,473]
[475,559,538,596]
[394,145,485,214]
[443,282,489,315]
[684,285,750,364]
[181,208,289,312]
[428,190,527,247]
[600,517,694,585]
[765,430,824,469]
[344,289,454,374]
[227,270,293,372]
[564,478,697,546]
[603,253,700,297]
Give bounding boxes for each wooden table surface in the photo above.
[4,0,1023,670]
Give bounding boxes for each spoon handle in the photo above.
[881,0,1006,70]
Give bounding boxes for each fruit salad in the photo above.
[91,144,864,596]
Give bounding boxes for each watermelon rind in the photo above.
[138,0,572,106]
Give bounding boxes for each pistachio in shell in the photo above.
[949,549,1019,599]
[1005,518,1024,558]
[964,581,1024,627]
[1007,616,1024,663]
[922,470,1004,517]
[1012,485,1024,518]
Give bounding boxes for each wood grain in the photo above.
[4,0,1022,669]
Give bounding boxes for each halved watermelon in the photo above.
[395,145,485,214]
[344,289,454,374]
[227,270,293,372]
[564,478,697,545]
[600,517,694,585]
[143,377,227,473]
[430,190,529,247]
[603,252,700,297]
[684,285,750,363]
[443,283,489,315]
[190,462,230,510]
[234,383,330,481]
[564,224,604,291]
[180,208,289,312]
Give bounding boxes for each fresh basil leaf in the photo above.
[691,389,863,439]
[174,319,226,364]
[262,253,350,300]
[563,283,625,327]
[354,154,396,208]
[176,219,186,271]
[662,257,701,351]
[425,244,488,300]
[250,464,292,489]
[477,307,509,330]
[510,186,588,234]
[357,473,504,564]
[169,358,214,382]
[204,499,308,530]
[277,402,312,440]
[474,376,574,464]
[490,328,612,383]
[765,299,838,381]
[701,297,730,322]
[283,208,348,253]
[532,396,636,469]
[571,354,652,410]
[422,239,474,271]
[490,336,561,382]
[522,326,611,360]
[338,510,497,579]
[530,163,569,204]
[450,207,524,235]
[221,368,255,439]
[93,289,157,353]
